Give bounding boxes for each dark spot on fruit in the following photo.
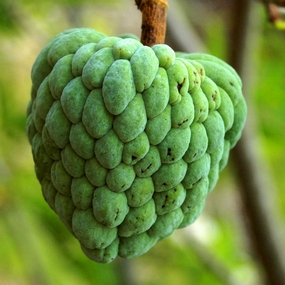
[167,148,171,156]
[141,163,152,173]
[193,178,202,186]
[178,119,189,127]
[177,83,182,92]
[229,82,234,86]
[177,78,186,92]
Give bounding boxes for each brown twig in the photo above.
[135,0,168,46]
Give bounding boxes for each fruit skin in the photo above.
[26,28,247,263]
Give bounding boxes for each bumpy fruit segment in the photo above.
[27,28,246,263]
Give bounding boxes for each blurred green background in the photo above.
[0,0,284,284]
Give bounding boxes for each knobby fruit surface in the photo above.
[26,28,247,263]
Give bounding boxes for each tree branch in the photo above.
[227,1,285,285]
[165,1,285,284]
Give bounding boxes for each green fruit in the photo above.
[92,186,129,228]
[148,207,184,240]
[27,28,247,263]
[153,183,186,215]
[71,176,94,210]
[118,199,157,237]
[102,59,136,115]
[72,208,117,249]
[125,177,154,207]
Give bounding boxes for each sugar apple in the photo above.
[26,28,247,263]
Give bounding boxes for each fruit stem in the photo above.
[135,0,168,46]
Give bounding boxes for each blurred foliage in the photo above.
[0,0,20,33]
[256,32,285,216]
[0,0,284,284]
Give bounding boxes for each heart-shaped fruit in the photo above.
[26,28,247,263]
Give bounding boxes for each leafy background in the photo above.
[0,0,284,284]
